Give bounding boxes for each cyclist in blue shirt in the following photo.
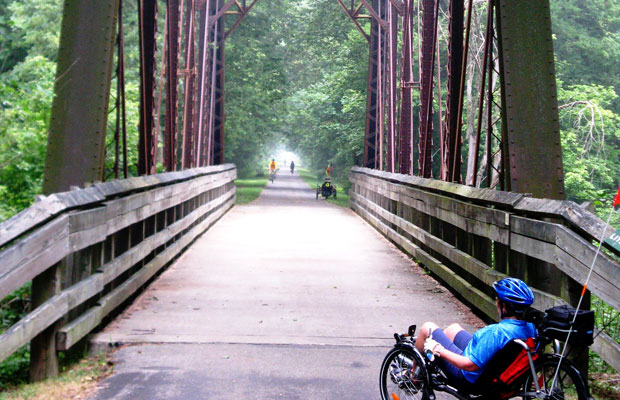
[414,278,536,389]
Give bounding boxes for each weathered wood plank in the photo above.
[0,197,67,249]
[591,331,620,372]
[351,167,525,206]
[0,230,69,300]
[103,172,234,235]
[0,215,69,279]
[100,188,235,285]
[510,232,620,311]
[3,192,236,357]
[351,193,563,311]
[351,198,499,320]
[350,175,510,243]
[555,225,620,290]
[351,174,510,227]
[510,216,558,243]
[57,195,235,350]
[0,273,104,363]
[0,165,235,249]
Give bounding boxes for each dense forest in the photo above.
[0,0,619,220]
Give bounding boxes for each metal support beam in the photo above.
[496,0,564,198]
[164,0,181,171]
[181,0,197,169]
[418,0,438,178]
[442,0,463,182]
[398,0,413,174]
[211,12,226,164]
[138,0,159,175]
[43,0,120,194]
[385,1,398,172]
[37,0,120,381]
[363,0,383,169]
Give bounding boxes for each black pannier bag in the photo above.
[541,305,595,346]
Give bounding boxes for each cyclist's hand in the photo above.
[424,338,444,356]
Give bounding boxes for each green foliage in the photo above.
[0,283,31,390]
[234,178,268,205]
[558,83,620,205]
[0,55,55,220]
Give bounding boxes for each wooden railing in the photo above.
[0,165,236,369]
[350,167,620,371]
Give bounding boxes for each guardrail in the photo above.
[350,166,620,371]
[0,164,236,375]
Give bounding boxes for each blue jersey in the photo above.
[462,319,536,383]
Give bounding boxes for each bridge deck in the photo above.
[89,171,482,399]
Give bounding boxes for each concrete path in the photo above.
[89,170,482,399]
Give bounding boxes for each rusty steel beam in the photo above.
[336,0,370,42]
[398,0,413,174]
[441,0,463,181]
[224,0,259,40]
[451,0,473,183]
[211,12,226,164]
[164,0,181,171]
[205,0,222,165]
[496,0,564,198]
[181,0,197,169]
[138,0,158,175]
[196,0,211,166]
[43,0,120,194]
[471,0,493,187]
[385,1,398,172]
[362,1,382,168]
[38,0,120,381]
[418,0,438,178]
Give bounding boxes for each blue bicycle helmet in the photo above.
[493,278,534,306]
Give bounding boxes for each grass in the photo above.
[234,178,268,205]
[0,353,113,400]
[297,168,351,208]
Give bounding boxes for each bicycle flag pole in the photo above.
[550,184,620,390]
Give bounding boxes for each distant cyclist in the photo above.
[290,160,295,174]
[269,159,277,182]
[326,163,333,177]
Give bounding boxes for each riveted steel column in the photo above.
[37,0,120,381]
[211,17,226,164]
[43,0,120,194]
[363,0,381,169]
[442,0,463,182]
[138,0,158,175]
[164,0,181,171]
[496,0,564,199]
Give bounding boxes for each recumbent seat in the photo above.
[462,338,538,400]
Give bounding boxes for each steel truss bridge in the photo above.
[0,0,618,383]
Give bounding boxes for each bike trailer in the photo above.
[541,305,595,346]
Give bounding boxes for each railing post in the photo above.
[29,260,65,381]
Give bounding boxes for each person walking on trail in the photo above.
[413,278,536,389]
[290,160,295,174]
[325,163,333,177]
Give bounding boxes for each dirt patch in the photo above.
[0,354,114,400]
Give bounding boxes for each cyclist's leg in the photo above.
[414,322,439,352]
[430,329,474,389]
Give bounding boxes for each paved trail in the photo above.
[89,171,482,399]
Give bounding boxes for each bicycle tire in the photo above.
[521,354,590,400]
[380,346,429,400]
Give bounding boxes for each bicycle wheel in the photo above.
[380,346,429,400]
[522,355,589,400]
